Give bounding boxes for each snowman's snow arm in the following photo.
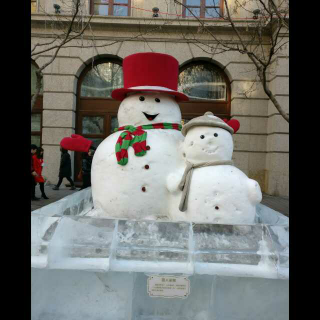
[247,178,263,205]
[166,169,185,194]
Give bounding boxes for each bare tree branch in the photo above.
[173,0,288,123]
[32,0,87,111]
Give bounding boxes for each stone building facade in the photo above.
[31,0,289,196]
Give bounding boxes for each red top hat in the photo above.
[111,53,189,102]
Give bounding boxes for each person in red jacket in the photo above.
[31,144,40,201]
[32,147,49,199]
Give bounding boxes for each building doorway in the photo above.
[75,58,123,184]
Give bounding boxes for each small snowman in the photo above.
[88,53,188,220]
[167,112,262,225]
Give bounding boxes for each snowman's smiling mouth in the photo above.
[202,146,219,154]
[143,112,159,121]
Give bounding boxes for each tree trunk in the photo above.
[31,70,43,111]
[247,55,289,124]
[261,68,289,123]
[263,84,289,123]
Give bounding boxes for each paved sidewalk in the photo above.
[32,185,289,217]
[31,184,79,212]
[261,193,289,217]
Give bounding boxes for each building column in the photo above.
[265,44,289,196]
[38,56,82,184]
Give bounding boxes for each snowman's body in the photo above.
[167,121,262,224]
[168,165,261,224]
[91,92,184,220]
[92,130,184,219]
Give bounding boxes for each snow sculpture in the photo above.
[167,112,262,224]
[60,53,262,224]
[90,53,189,220]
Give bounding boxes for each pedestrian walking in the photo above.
[53,147,76,190]
[31,144,40,201]
[79,149,94,190]
[32,147,49,199]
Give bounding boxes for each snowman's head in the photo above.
[183,126,233,163]
[117,92,182,127]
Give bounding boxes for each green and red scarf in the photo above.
[114,123,182,166]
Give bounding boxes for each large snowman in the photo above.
[167,112,262,224]
[90,53,188,220]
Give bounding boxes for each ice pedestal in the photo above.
[131,273,288,320]
[31,270,288,320]
[31,269,134,320]
[31,188,289,320]
[193,224,279,279]
[112,220,193,274]
[32,187,93,217]
[31,215,60,268]
[48,217,115,271]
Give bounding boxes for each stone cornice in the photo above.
[31,32,271,46]
[31,13,272,33]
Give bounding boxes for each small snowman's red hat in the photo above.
[111,52,189,102]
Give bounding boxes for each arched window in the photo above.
[179,63,227,100]
[75,58,123,182]
[178,61,231,123]
[31,61,43,147]
[80,62,123,98]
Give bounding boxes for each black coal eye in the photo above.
[155,98,160,103]
[214,133,218,137]
[139,96,145,101]
[200,135,205,139]
[215,206,219,210]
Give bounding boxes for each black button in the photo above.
[142,187,146,192]
[145,165,149,169]
[146,146,150,150]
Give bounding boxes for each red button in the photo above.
[146,146,150,150]
[142,187,146,192]
[145,165,149,169]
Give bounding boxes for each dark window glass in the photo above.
[205,7,220,18]
[206,0,219,5]
[186,7,201,17]
[31,135,41,147]
[82,116,104,134]
[94,4,108,15]
[111,116,119,133]
[113,5,128,16]
[186,0,201,4]
[31,114,41,131]
[86,138,104,149]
